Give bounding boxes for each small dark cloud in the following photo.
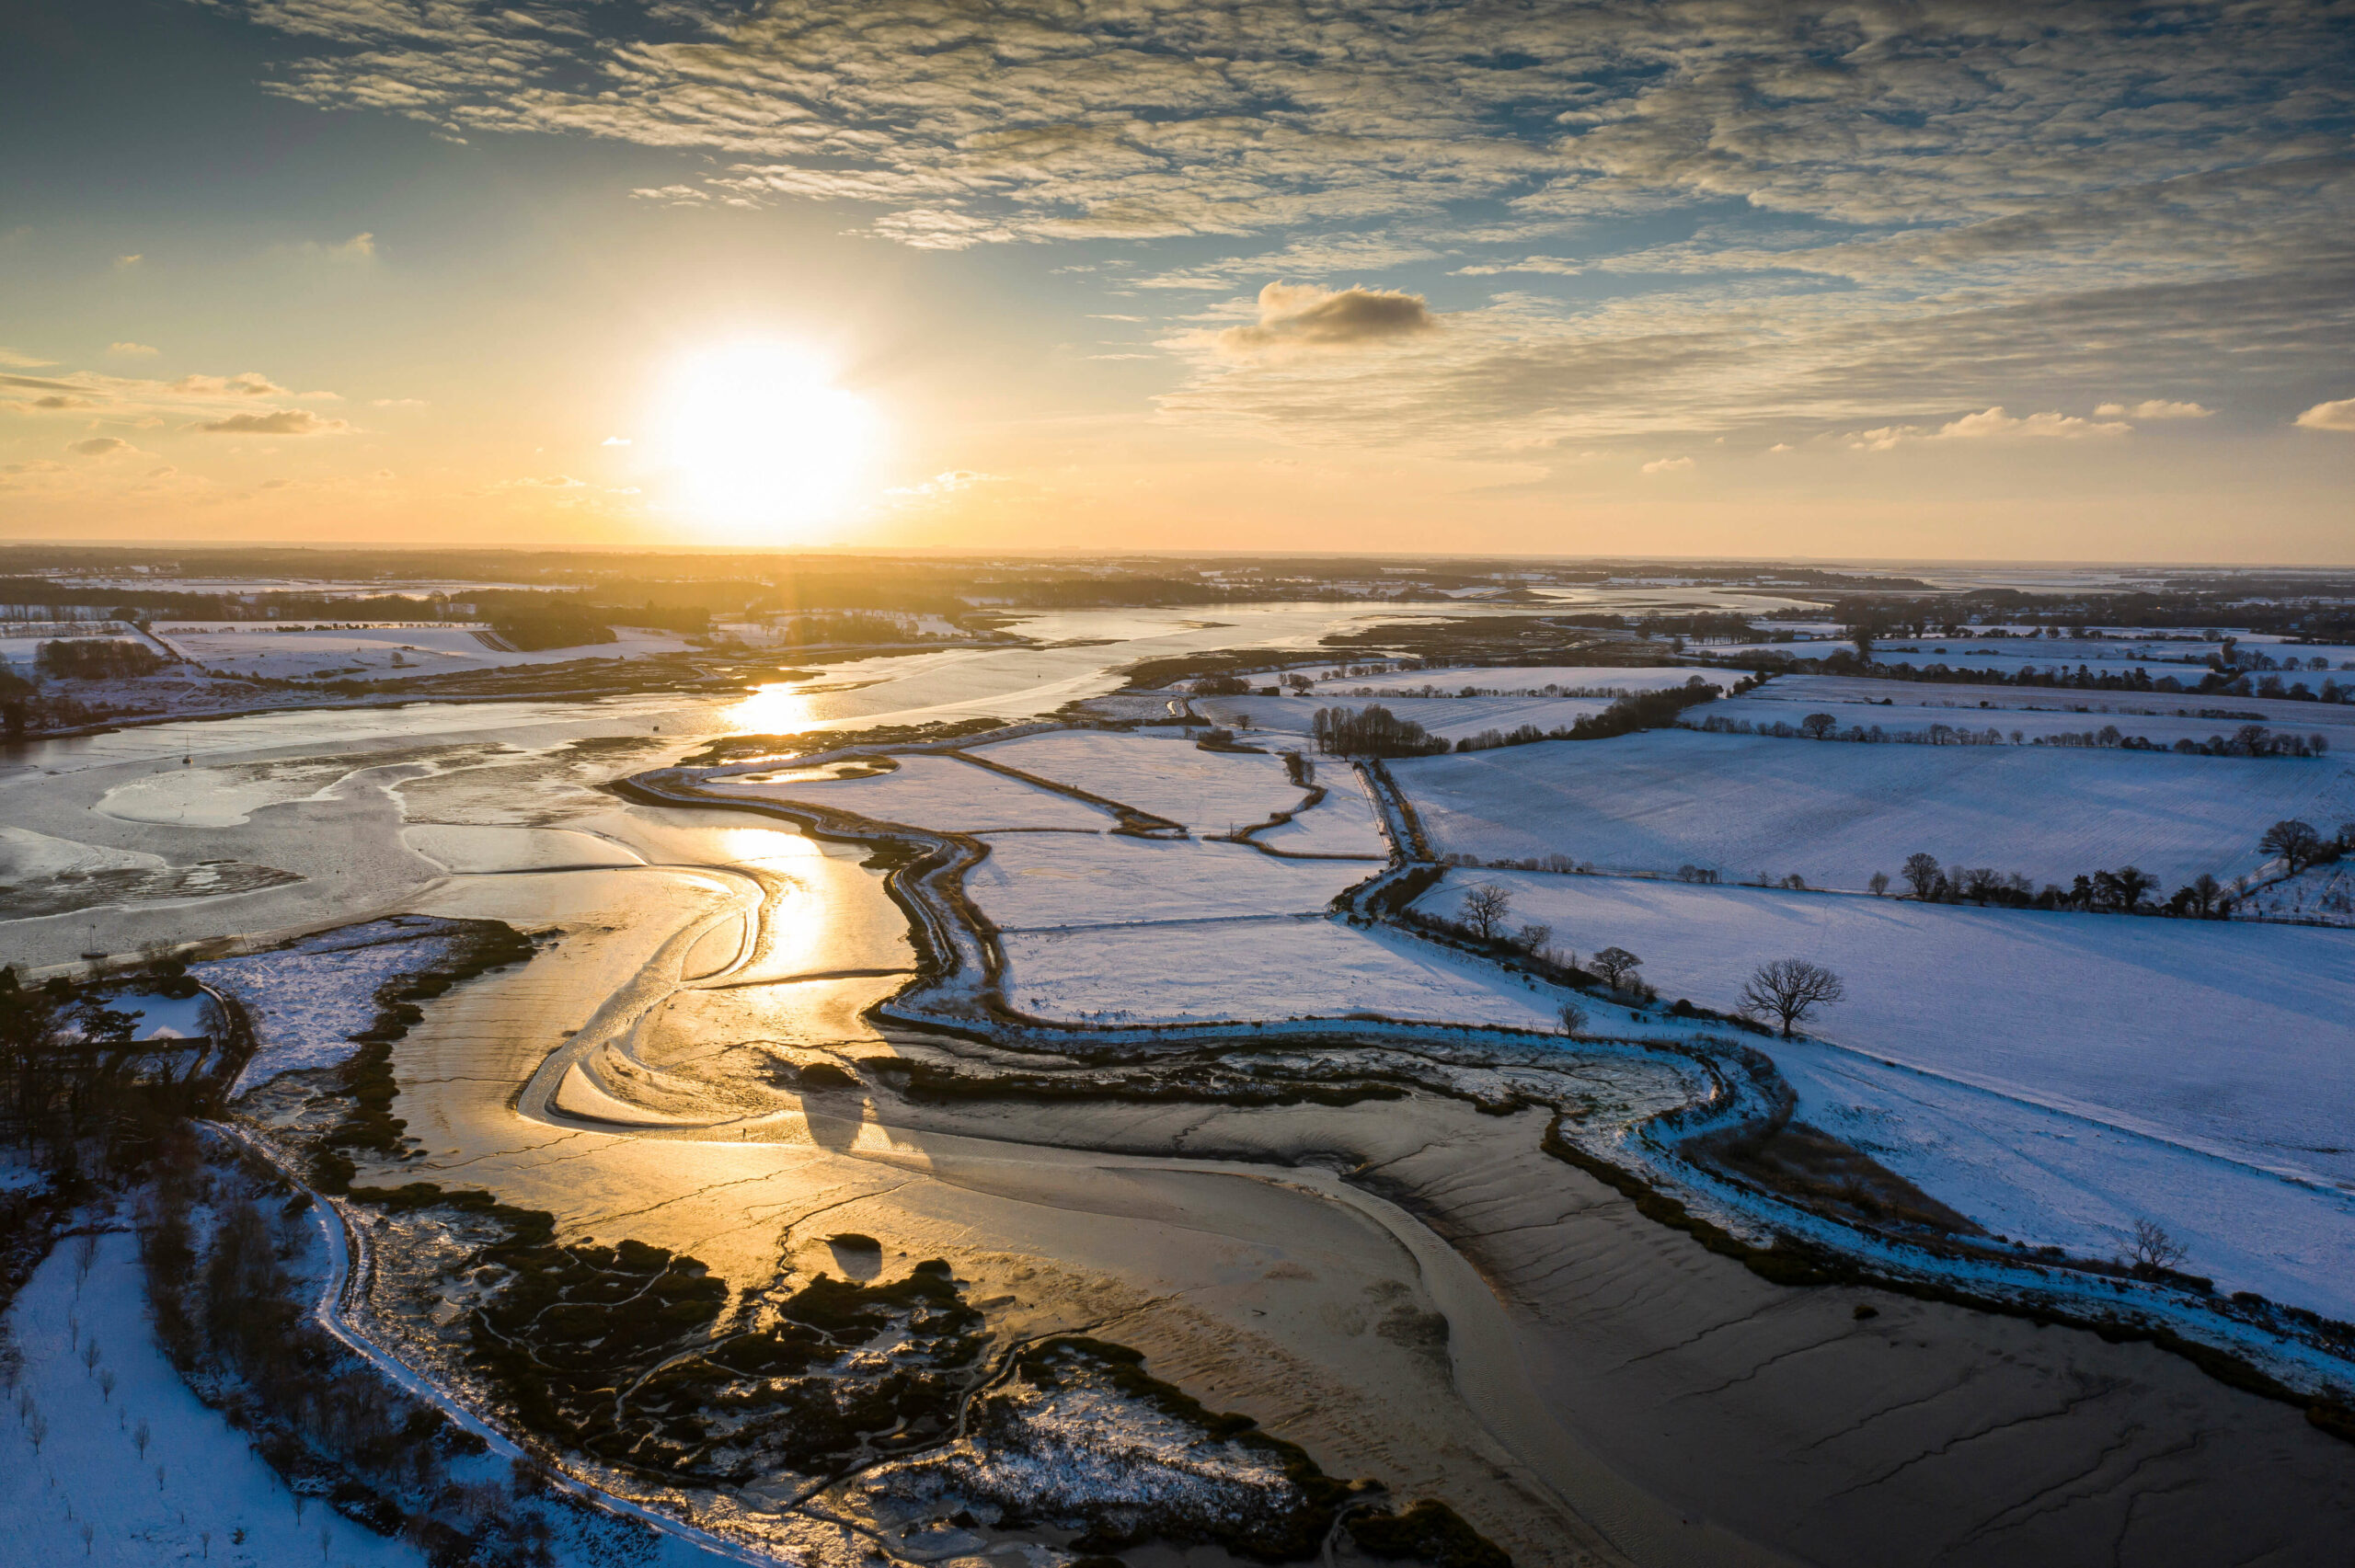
[66,436,130,456]
[194,408,352,435]
[1218,282,1436,354]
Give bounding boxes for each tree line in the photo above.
[1878,820,2349,917]
[1694,711,2332,758]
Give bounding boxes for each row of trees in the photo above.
[1697,711,2331,758]
[1877,820,2349,917]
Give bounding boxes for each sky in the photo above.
[3,0,2353,561]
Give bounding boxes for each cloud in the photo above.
[172,372,287,397]
[1641,456,1694,475]
[600,435,632,446]
[2295,397,2355,432]
[293,233,376,260]
[1846,407,2133,450]
[193,408,353,435]
[66,436,132,457]
[1216,282,1436,355]
[114,255,142,269]
[2096,400,2212,419]
[0,349,55,369]
[1455,257,1584,277]
[371,397,428,408]
[107,342,160,357]
[494,474,587,489]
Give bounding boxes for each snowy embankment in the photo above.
[1,1232,424,1567]
[151,623,695,682]
[1394,728,2355,890]
[1247,765,1389,857]
[1416,871,2355,1321]
[1310,665,1708,695]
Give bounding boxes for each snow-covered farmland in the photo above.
[1203,692,1619,743]
[1393,729,2355,890]
[972,731,1304,832]
[713,753,1112,832]
[1250,766,1390,858]
[1717,674,2355,738]
[149,622,694,681]
[966,836,1367,930]
[1716,636,2355,681]
[1419,872,2355,1317]
[999,918,1568,1030]
[1310,665,1707,696]
[1694,693,2350,750]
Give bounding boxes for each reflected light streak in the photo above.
[727,683,817,734]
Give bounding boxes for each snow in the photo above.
[1715,636,2355,681]
[1249,766,1390,858]
[1728,674,2355,736]
[711,754,1111,831]
[1203,693,1620,743]
[197,919,469,1094]
[1394,728,2355,890]
[149,623,695,682]
[0,1230,426,1567]
[999,918,1568,1030]
[1424,872,2355,1318]
[96,769,327,830]
[971,731,1305,832]
[1308,665,1707,695]
[965,836,1367,930]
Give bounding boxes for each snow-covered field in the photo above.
[1419,872,2355,1317]
[200,919,471,1093]
[0,1232,425,1567]
[149,623,694,681]
[1394,729,2355,890]
[972,731,1304,831]
[1715,636,2355,681]
[1250,766,1389,858]
[1717,674,2355,738]
[1694,693,2352,749]
[966,835,1367,929]
[711,754,1111,831]
[998,918,1569,1030]
[1203,692,1619,743]
[1309,665,1706,695]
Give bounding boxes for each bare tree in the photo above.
[2124,1218,2188,1276]
[1740,958,1847,1037]
[1591,946,1643,990]
[1900,853,1942,899]
[1460,883,1511,941]
[1514,921,1553,955]
[1799,712,1837,740]
[1557,1002,1588,1036]
[133,1418,150,1459]
[2259,818,2324,874]
[1867,871,1890,897]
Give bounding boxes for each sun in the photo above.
[660,342,880,540]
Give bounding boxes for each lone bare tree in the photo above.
[1460,883,1511,941]
[1867,871,1890,897]
[1799,712,1837,740]
[1740,958,1846,1036]
[1514,921,1553,955]
[1900,853,1942,899]
[2124,1218,2188,1276]
[1590,946,1643,990]
[1557,1001,1588,1036]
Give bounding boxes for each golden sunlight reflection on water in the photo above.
[726,683,817,734]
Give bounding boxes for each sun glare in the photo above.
[661,342,880,540]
